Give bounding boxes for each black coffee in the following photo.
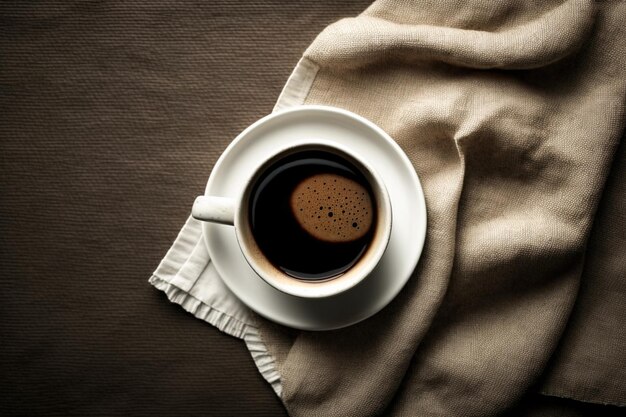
[249,150,377,281]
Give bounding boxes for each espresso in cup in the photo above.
[249,150,376,281]
[192,138,392,299]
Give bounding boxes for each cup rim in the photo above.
[233,139,392,299]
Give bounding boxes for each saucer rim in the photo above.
[202,105,427,330]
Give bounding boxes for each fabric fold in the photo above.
[306,0,594,70]
[149,216,282,396]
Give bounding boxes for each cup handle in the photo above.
[192,196,236,225]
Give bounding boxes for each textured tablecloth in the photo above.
[2,1,625,416]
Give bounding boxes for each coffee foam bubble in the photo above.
[290,173,373,243]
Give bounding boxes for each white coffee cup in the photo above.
[192,132,392,299]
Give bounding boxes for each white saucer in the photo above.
[203,105,426,330]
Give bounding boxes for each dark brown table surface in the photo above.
[0,1,369,415]
[1,1,623,416]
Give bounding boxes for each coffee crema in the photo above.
[249,150,376,281]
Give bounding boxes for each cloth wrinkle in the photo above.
[305,0,595,71]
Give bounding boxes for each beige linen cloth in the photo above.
[150,0,626,415]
